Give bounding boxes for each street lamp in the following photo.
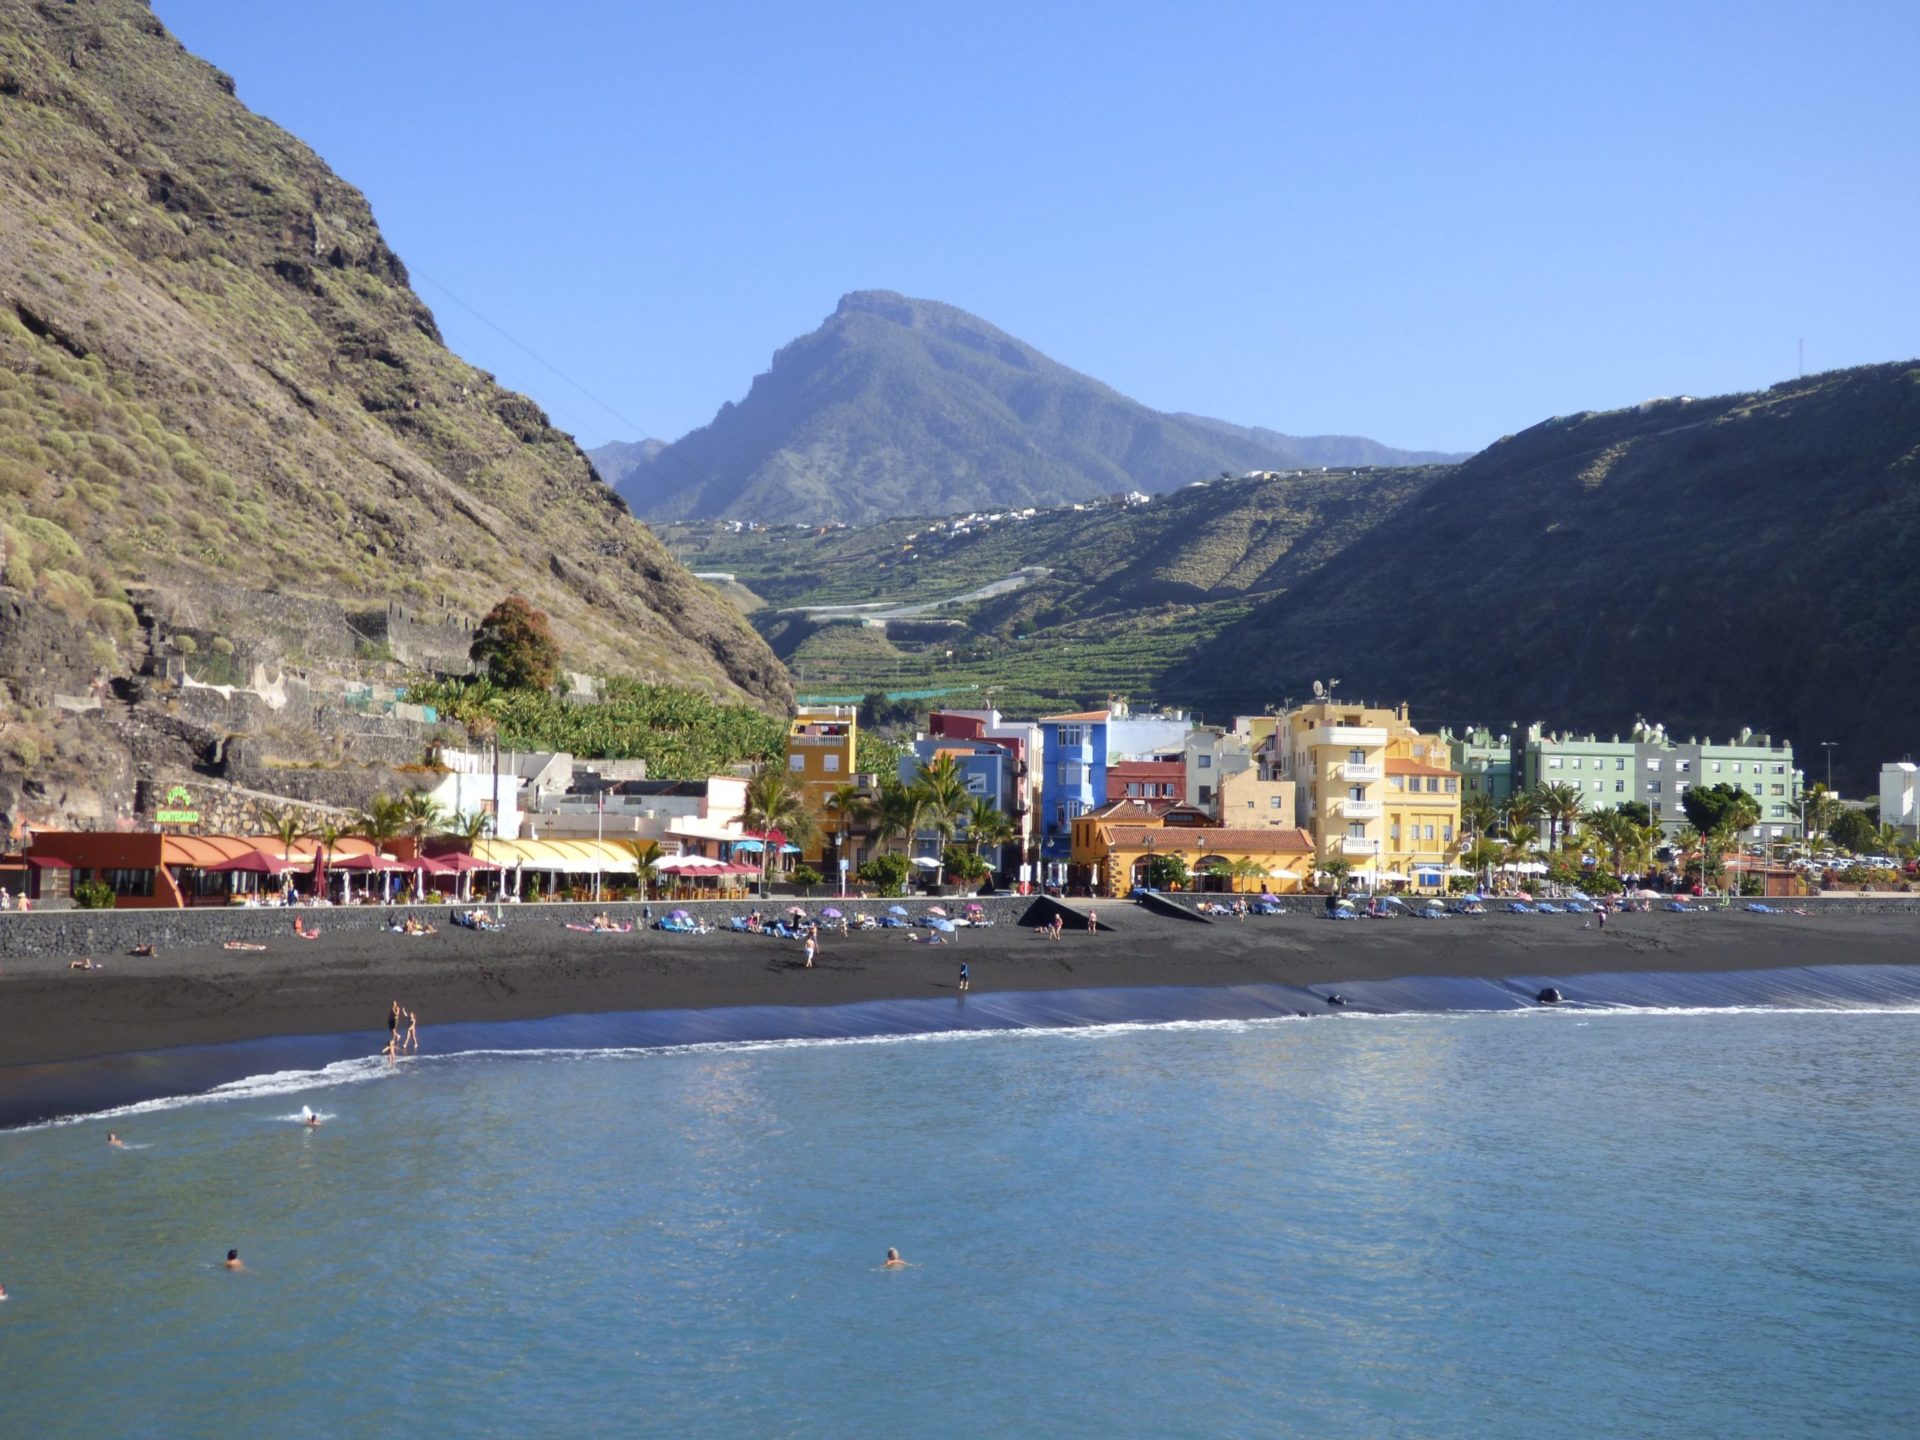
[1820,741,1837,796]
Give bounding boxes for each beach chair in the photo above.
[1505,901,1536,914]
[879,915,906,929]
[1535,901,1562,915]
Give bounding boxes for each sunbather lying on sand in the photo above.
[222,941,266,952]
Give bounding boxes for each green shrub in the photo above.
[72,878,117,909]
[856,852,911,896]
[789,864,823,895]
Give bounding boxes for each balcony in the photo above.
[789,733,851,747]
[1322,726,1387,747]
[1335,762,1381,782]
[1340,836,1379,856]
[1335,798,1381,819]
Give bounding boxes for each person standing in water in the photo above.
[403,1007,419,1052]
[108,1132,126,1148]
[223,1249,244,1271]
[883,1248,908,1268]
[385,1001,401,1058]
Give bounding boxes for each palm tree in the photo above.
[313,819,346,902]
[1460,792,1498,841]
[353,794,406,852]
[445,809,494,845]
[1226,855,1270,894]
[963,796,1015,870]
[1539,782,1585,852]
[1586,809,1632,875]
[616,839,663,899]
[739,766,818,897]
[1506,789,1545,849]
[870,779,924,859]
[911,756,971,884]
[1463,836,1503,886]
[398,791,447,848]
[823,782,875,878]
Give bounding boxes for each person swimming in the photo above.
[107,1132,126,1147]
[302,1108,321,1127]
[223,1249,244,1270]
[883,1248,908,1268]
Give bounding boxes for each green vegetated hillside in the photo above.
[1164,363,1920,791]
[0,0,786,706]
[604,290,1458,524]
[661,465,1448,715]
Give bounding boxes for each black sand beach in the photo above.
[3,903,1916,1069]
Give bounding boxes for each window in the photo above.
[1423,824,1435,842]
[1772,805,1788,818]
[1270,796,1283,809]
[1548,757,1563,770]
[1197,755,1212,769]
[1444,778,1458,793]
[1773,764,1786,776]
[965,774,988,795]
[1057,725,1085,747]
[788,753,804,771]
[1591,779,1604,792]
[1125,783,1141,797]
[1646,758,1662,772]
[102,868,154,897]
[823,754,840,773]
[1711,760,1723,773]
[1651,801,1664,817]
[1731,762,1742,774]
[1390,822,1400,841]
[1426,778,1440,793]
[1570,757,1582,770]
[1348,786,1367,802]
[1675,782,1689,794]
[1198,785,1212,804]
[1348,822,1367,840]
[1614,780,1625,793]
[1648,780,1662,793]
[1348,749,1366,766]
[1676,760,1691,773]
[1388,775,1404,790]
[1615,758,1626,770]
[1443,822,1453,842]
[1771,784,1784,796]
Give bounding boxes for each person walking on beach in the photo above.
[1087,910,1098,933]
[958,961,969,992]
[403,1007,419,1052]
[803,934,817,968]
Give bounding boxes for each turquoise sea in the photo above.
[3,971,1918,1437]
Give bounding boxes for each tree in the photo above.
[1828,807,1877,853]
[1802,784,1840,840]
[824,782,875,876]
[616,839,663,898]
[1226,855,1271,892]
[857,852,911,896]
[398,791,447,845]
[1460,793,1498,840]
[1614,800,1653,828]
[1681,783,1760,837]
[740,765,818,896]
[1320,856,1354,892]
[789,864,824,896]
[911,755,971,884]
[1463,837,1503,882]
[871,780,924,858]
[963,796,1014,868]
[1538,783,1584,851]
[354,794,405,851]
[1506,789,1544,848]
[1144,852,1190,890]
[470,595,560,691]
[941,847,990,886]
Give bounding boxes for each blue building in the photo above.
[898,739,1019,872]
[1037,710,1111,871]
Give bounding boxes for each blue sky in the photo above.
[156,0,1917,455]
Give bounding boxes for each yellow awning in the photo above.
[471,839,642,875]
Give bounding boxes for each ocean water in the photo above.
[3,986,1918,1437]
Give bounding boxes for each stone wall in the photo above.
[0,894,1043,958]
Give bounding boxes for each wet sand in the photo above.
[2,904,1915,1068]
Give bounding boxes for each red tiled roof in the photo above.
[1103,825,1315,854]
[1088,800,1158,821]
[1040,710,1111,723]
[1386,758,1458,777]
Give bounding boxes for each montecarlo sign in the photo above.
[155,785,201,825]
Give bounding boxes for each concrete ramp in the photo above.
[1130,889,1215,924]
[1018,897,1122,932]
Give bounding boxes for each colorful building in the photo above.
[1270,698,1461,889]
[1105,760,1185,806]
[1038,710,1110,873]
[1067,802,1315,898]
[784,705,859,865]
[1442,726,1515,805]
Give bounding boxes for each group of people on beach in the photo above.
[385,1000,418,1058]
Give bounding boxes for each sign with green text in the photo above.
[155,784,200,825]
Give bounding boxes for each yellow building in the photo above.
[1068,802,1316,899]
[1272,698,1462,889]
[785,705,858,866]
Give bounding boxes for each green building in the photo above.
[1513,721,1802,841]
[1442,727,1515,804]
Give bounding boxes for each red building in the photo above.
[1105,760,1185,806]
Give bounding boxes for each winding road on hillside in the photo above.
[780,566,1052,623]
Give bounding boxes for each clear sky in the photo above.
[154,0,1917,455]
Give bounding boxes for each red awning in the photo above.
[27,855,73,869]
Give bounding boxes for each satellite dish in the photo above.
[1312,680,1325,699]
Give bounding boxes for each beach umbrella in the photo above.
[670,908,689,919]
[926,905,948,917]
[928,917,956,933]
[333,852,403,871]
[205,851,290,875]
[888,904,909,916]
[821,907,843,918]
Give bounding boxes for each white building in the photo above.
[1881,760,1918,841]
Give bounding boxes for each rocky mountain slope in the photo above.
[1164,362,1920,790]
[0,0,788,828]
[666,362,1919,791]
[604,291,1459,523]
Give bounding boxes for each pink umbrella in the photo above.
[332,853,405,872]
[204,851,291,875]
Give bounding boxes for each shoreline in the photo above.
[3,902,1917,1073]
